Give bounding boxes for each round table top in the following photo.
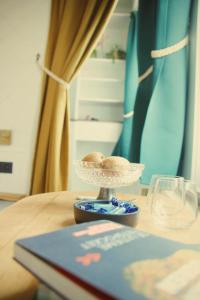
[0,191,199,300]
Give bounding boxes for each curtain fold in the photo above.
[112,12,139,158]
[130,0,156,162]
[140,0,192,184]
[112,0,156,162]
[31,0,117,194]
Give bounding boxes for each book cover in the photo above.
[14,220,200,300]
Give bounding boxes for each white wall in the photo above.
[190,0,200,187]
[182,0,200,187]
[0,0,51,194]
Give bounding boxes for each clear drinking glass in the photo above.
[150,176,198,229]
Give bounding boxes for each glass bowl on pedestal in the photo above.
[74,160,145,201]
[73,160,145,226]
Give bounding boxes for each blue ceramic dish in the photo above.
[74,199,139,227]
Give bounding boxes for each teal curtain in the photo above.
[140,0,192,184]
[130,0,156,162]
[112,12,138,158]
[113,1,156,161]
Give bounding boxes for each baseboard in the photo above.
[0,193,27,201]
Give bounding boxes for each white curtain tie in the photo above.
[151,35,189,58]
[137,36,188,84]
[124,66,153,118]
[138,65,153,83]
[123,111,134,119]
[36,53,70,90]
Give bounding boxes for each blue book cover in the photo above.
[15,220,200,300]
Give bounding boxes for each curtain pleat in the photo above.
[31,0,117,194]
[130,0,156,163]
[112,0,156,162]
[112,12,139,159]
[112,0,193,185]
[140,0,192,184]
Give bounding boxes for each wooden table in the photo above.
[0,191,199,300]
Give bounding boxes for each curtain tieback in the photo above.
[151,35,189,58]
[139,65,153,83]
[123,111,134,119]
[138,36,188,84]
[36,53,70,90]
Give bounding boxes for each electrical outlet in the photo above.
[0,162,13,173]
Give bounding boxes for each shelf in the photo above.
[80,58,125,79]
[79,97,123,104]
[114,0,134,14]
[107,13,130,29]
[79,77,123,83]
[71,120,122,142]
[79,58,125,83]
[113,13,130,17]
[88,57,125,64]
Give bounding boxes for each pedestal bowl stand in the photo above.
[74,160,145,201]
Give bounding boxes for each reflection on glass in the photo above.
[149,176,198,229]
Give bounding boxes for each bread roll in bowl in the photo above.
[82,152,105,168]
[101,156,131,176]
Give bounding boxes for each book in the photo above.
[14,220,200,300]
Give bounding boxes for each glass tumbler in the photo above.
[150,176,198,229]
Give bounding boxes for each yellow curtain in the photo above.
[31,0,118,194]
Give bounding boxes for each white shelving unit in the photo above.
[71,121,122,143]
[71,57,126,126]
[69,0,136,193]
